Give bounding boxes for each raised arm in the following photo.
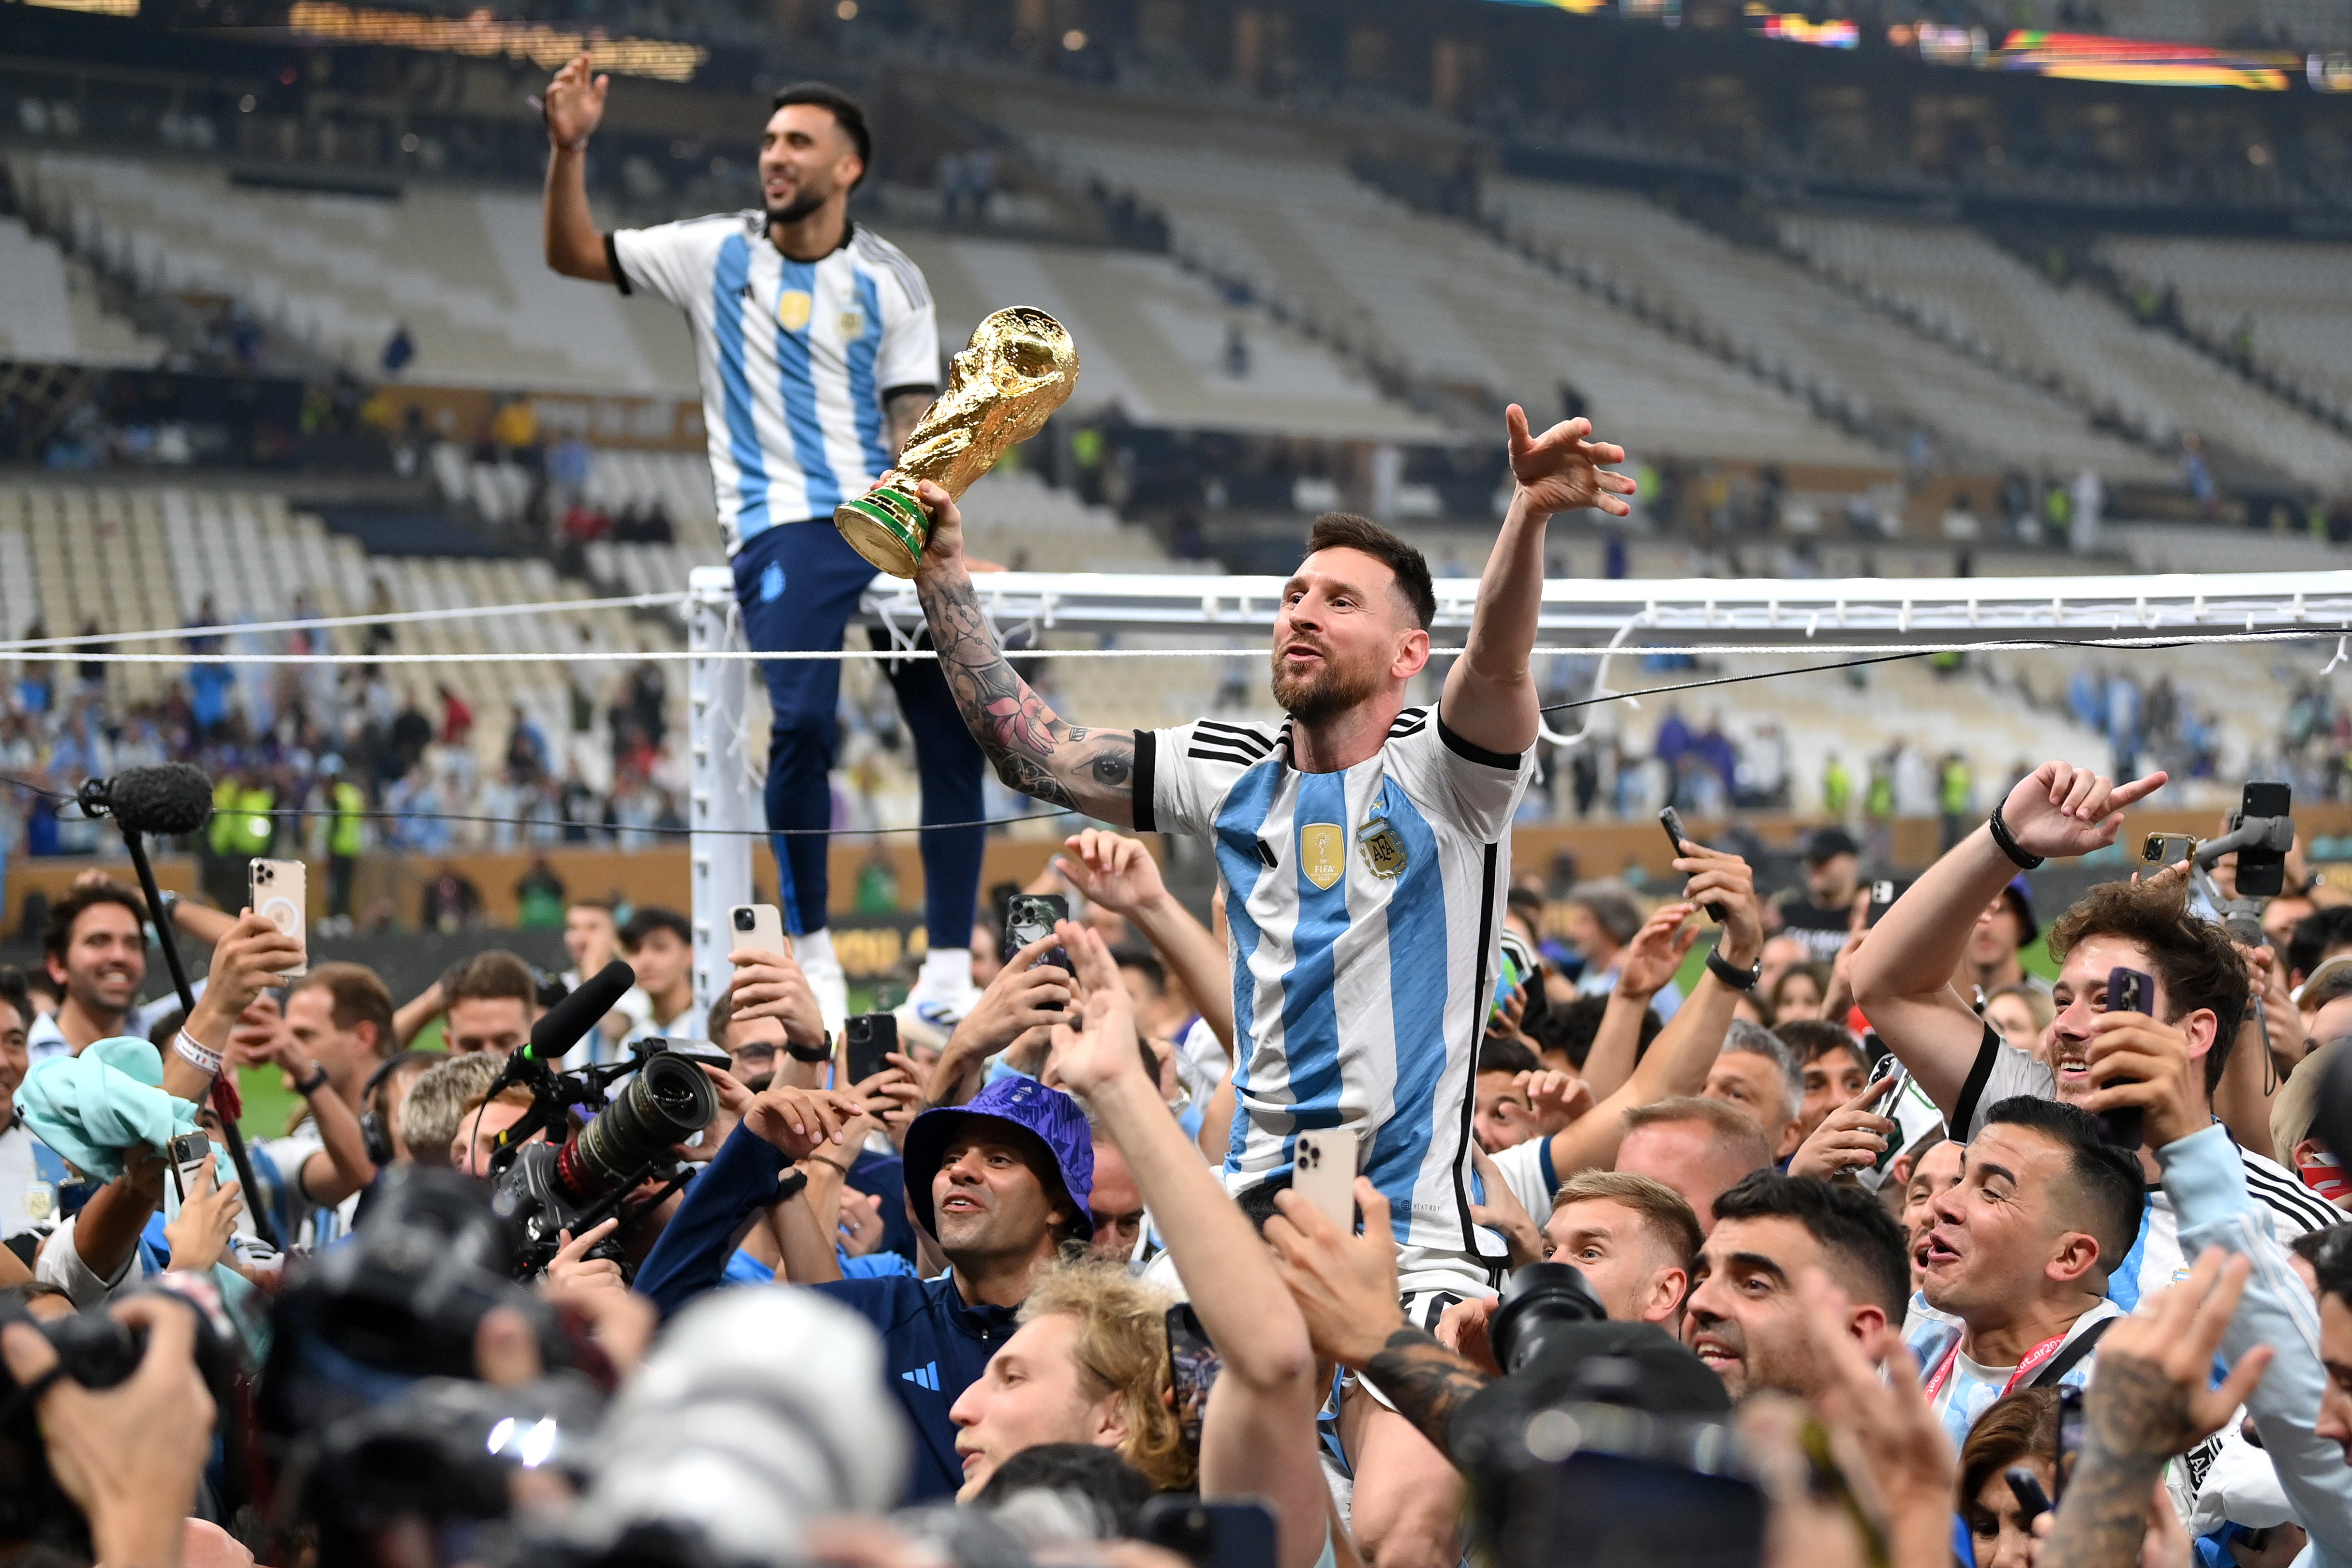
[1575,902,1699,1102]
[1051,922,1326,1568]
[1853,761,2165,1120]
[909,481,1138,824]
[1439,405,1632,758]
[1545,844,1761,1173]
[540,55,614,283]
[1055,829,1235,1053]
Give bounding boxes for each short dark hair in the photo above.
[1711,1169,1910,1317]
[974,1444,1155,1539]
[1507,885,1548,924]
[0,967,29,1032]
[1478,1035,1540,1078]
[2050,877,2249,1095]
[619,906,692,952]
[443,950,536,1007]
[2291,906,2352,984]
[288,962,396,1059]
[1304,512,1436,630]
[1775,1020,1862,1067]
[771,82,871,183]
[1533,992,1663,1070]
[1979,1096,2145,1273]
[2309,1225,2352,1311]
[42,881,146,964]
[1113,948,1165,992]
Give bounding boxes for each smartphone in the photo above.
[167,1130,210,1204]
[249,858,308,978]
[843,1012,896,1085]
[1006,893,1070,1007]
[1291,1128,1358,1229]
[1868,1060,1912,1119]
[2055,1384,2085,1500]
[2236,781,2292,898]
[1657,807,1722,923]
[2097,966,2154,1150]
[2005,1466,2052,1527]
[728,902,787,956]
[1140,1496,1278,1568]
[1165,1303,1222,1457]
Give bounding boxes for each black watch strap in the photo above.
[294,1064,332,1097]
[1987,803,2045,870]
[1707,948,1762,992]
[785,1031,834,1063]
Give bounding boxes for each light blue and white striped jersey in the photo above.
[610,214,938,551]
[1134,707,1533,1261]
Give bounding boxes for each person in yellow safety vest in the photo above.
[1821,751,1853,818]
[220,773,276,860]
[1939,752,1975,852]
[326,764,366,924]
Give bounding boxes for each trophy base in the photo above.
[833,487,930,579]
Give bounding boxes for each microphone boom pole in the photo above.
[81,766,281,1250]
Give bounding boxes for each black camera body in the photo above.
[489,1038,723,1278]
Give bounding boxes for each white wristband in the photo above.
[174,1029,223,1077]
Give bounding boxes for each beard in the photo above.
[1269,644,1384,725]
[765,188,828,227]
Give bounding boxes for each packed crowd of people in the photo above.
[6,420,2352,1568]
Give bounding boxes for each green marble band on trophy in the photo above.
[833,306,1081,578]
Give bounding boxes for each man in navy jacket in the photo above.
[638,1075,1093,1501]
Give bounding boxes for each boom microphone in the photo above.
[79,763,215,836]
[481,959,640,1102]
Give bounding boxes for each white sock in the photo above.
[797,927,837,971]
[922,946,973,991]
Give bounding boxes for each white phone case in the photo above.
[729,903,788,955]
[249,858,308,978]
[1291,1128,1359,1230]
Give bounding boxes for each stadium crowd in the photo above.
[5,426,2352,1568]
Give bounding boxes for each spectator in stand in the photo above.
[420,863,484,933]
[1777,826,1864,966]
[620,906,699,1037]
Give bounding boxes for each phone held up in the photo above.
[2095,966,2156,1151]
[1657,807,1724,924]
[249,858,309,978]
[1290,1128,1357,1230]
[728,903,787,956]
[1165,1303,1222,1458]
[1005,894,1071,1008]
[842,1012,897,1085]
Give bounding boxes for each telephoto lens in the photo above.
[554,1051,717,1203]
[1489,1262,1608,1375]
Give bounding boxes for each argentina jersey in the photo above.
[609,214,938,551]
[1133,707,1533,1265]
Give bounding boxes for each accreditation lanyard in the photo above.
[1924,1325,2074,1406]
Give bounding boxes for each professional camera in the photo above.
[1448,1265,1758,1568]
[260,1164,569,1442]
[491,1038,722,1278]
[0,1282,245,1555]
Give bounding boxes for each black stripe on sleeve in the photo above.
[1132,730,1157,835]
[1950,1021,2005,1142]
[604,233,633,296]
[880,383,938,406]
[1436,713,1525,770]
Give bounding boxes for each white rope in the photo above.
[0,591,692,654]
[27,625,2351,665]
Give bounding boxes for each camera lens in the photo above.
[1489,1262,1607,1375]
[734,908,754,930]
[556,1053,716,1202]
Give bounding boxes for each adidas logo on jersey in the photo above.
[899,1361,941,1391]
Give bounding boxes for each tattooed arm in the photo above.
[1362,1326,1493,1460]
[885,388,933,454]
[908,479,1139,824]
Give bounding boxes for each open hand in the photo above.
[1508,1069,1590,1137]
[1505,404,1635,518]
[1054,830,1169,917]
[542,53,610,149]
[1999,762,2168,861]
[1042,921,1143,1100]
[1616,901,1700,1000]
[2090,1248,2274,1460]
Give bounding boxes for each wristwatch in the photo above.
[293,1063,332,1097]
[1707,948,1763,992]
[785,1030,833,1064]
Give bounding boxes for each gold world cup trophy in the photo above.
[833,306,1080,578]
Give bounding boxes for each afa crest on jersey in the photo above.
[1357,818,1407,879]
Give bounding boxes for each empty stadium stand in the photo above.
[2095,234,2352,421]
[1779,213,2352,493]
[0,216,164,366]
[948,86,1896,470]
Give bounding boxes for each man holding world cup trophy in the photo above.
[906,398,1639,1568]
[540,56,1003,1033]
